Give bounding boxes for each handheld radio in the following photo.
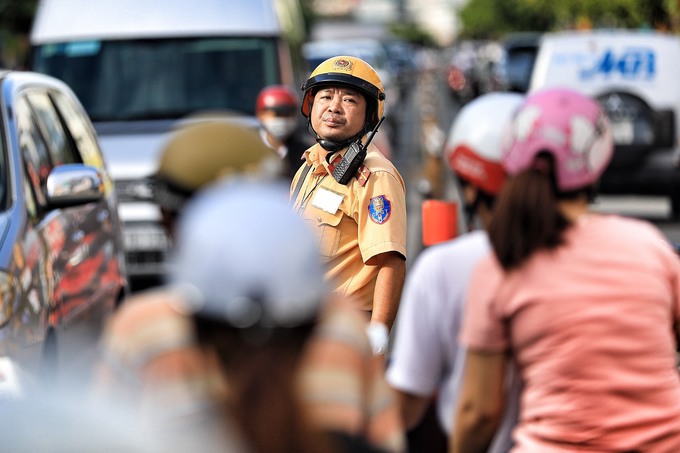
[331,116,385,185]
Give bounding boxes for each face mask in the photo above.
[263,117,297,140]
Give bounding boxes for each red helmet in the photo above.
[256,85,298,115]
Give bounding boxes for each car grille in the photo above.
[115,178,155,203]
[125,250,168,276]
[122,222,171,276]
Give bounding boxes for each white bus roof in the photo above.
[30,0,282,44]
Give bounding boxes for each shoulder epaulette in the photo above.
[356,165,371,187]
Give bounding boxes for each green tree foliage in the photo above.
[389,22,437,47]
[297,0,317,36]
[0,0,39,67]
[458,0,679,39]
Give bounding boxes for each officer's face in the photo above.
[311,87,366,143]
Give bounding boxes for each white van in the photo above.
[529,30,680,217]
[30,0,305,280]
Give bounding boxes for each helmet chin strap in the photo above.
[307,120,365,153]
[317,138,349,152]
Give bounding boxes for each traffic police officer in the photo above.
[290,56,407,354]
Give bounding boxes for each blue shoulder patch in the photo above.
[368,195,391,224]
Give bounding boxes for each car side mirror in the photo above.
[46,164,104,208]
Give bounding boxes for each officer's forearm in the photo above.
[370,252,406,331]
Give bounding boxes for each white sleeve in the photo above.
[386,247,446,396]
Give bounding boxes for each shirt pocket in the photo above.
[313,208,343,259]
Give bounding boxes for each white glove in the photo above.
[366,322,389,356]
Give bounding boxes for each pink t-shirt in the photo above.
[462,214,680,452]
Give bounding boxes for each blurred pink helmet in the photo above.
[502,87,614,192]
[445,92,524,195]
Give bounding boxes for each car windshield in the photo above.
[503,48,538,92]
[32,37,281,121]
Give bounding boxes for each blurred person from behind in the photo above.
[169,181,352,452]
[387,93,523,453]
[94,122,281,447]
[290,55,407,356]
[453,88,680,452]
[153,120,282,241]
[94,121,406,452]
[256,85,314,180]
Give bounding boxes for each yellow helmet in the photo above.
[301,56,386,131]
[154,120,281,214]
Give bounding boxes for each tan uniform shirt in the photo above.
[291,142,407,312]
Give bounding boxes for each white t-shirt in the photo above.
[387,230,519,453]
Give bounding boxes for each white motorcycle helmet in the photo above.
[445,92,525,196]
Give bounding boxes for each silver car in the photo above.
[0,70,128,379]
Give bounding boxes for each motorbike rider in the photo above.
[153,120,282,240]
[387,92,523,452]
[256,85,313,180]
[453,87,680,452]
